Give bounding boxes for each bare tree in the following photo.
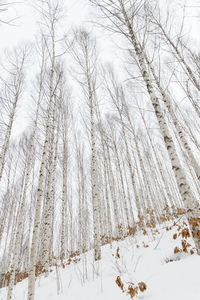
[0,45,29,183]
[0,2,21,26]
[68,30,102,260]
[28,1,64,298]
[90,0,200,253]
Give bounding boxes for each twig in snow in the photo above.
[133,255,141,272]
[154,231,165,250]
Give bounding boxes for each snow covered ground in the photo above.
[1,219,200,300]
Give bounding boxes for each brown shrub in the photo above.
[174,246,181,254]
[116,247,120,259]
[115,276,124,292]
[128,285,138,298]
[181,228,190,239]
[138,281,147,292]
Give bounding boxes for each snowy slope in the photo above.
[1,219,200,300]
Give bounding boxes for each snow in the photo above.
[1,219,200,300]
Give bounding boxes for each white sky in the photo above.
[0,0,199,69]
[1,0,198,50]
[0,0,89,48]
[0,0,199,136]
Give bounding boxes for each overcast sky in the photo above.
[0,0,199,136]
[0,0,89,47]
[1,0,199,48]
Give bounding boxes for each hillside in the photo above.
[1,218,200,300]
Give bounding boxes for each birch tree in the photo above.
[148,5,200,93]
[90,0,200,253]
[68,30,101,260]
[28,1,64,298]
[6,36,47,300]
[0,46,29,183]
[59,81,71,262]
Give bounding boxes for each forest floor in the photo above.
[1,218,200,300]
